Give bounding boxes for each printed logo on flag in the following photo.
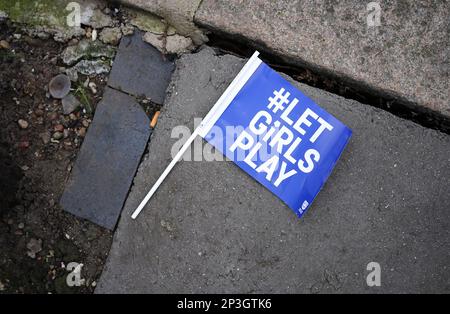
[204,62,352,217]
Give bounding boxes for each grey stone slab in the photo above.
[195,1,450,119]
[60,88,150,230]
[97,48,450,293]
[108,31,174,104]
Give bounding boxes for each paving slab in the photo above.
[60,88,150,230]
[195,1,450,119]
[97,48,450,293]
[108,31,175,104]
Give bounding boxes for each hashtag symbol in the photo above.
[267,88,291,113]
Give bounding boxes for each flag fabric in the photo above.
[132,52,351,220]
[200,55,352,218]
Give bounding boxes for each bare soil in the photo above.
[0,20,112,294]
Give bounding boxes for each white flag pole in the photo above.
[131,51,262,219]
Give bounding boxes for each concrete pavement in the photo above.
[195,1,449,120]
[97,48,450,293]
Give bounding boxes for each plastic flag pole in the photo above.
[131,51,261,219]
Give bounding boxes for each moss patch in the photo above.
[0,0,70,28]
[126,7,176,35]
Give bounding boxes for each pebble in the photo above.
[92,29,98,41]
[61,94,81,114]
[49,74,71,99]
[85,28,92,39]
[78,127,87,137]
[18,141,30,149]
[82,119,90,128]
[63,140,72,150]
[68,38,79,46]
[52,131,64,140]
[99,27,122,46]
[88,82,97,94]
[34,109,44,117]
[18,119,29,129]
[26,238,42,259]
[40,132,51,144]
[18,223,24,229]
[0,39,10,49]
[49,112,59,121]
[54,124,64,132]
[69,113,77,120]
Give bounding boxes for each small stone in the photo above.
[63,140,72,149]
[54,124,64,132]
[63,129,70,138]
[92,29,98,41]
[82,119,90,128]
[18,222,24,229]
[128,9,176,35]
[121,25,135,36]
[142,32,194,55]
[0,40,10,49]
[18,119,29,129]
[18,141,30,149]
[69,113,77,120]
[65,67,79,82]
[99,27,122,46]
[68,38,79,46]
[26,238,42,259]
[40,132,50,144]
[49,74,71,99]
[88,82,97,94]
[78,127,86,137]
[0,10,7,21]
[62,39,116,66]
[85,28,92,39]
[166,35,194,55]
[35,109,44,117]
[62,94,81,115]
[52,131,63,140]
[72,60,111,76]
[81,8,113,29]
[49,112,59,121]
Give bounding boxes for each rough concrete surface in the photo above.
[97,48,449,293]
[61,88,150,230]
[195,1,450,119]
[108,31,175,104]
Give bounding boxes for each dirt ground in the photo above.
[0,20,112,294]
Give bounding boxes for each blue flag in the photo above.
[200,54,352,218]
[132,52,352,220]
